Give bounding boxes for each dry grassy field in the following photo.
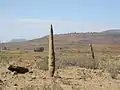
[0,44,120,90]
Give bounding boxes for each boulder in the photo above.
[8,65,29,74]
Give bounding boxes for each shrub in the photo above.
[107,64,118,79]
[99,55,120,79]
[34,47,44,52]
[36,56,49,70]
[2,47,8,50]
[16,48,19,50]
[55,58,99,69]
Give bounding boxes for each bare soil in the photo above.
[0,65,119,90]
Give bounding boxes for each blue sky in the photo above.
[0,0,120,42]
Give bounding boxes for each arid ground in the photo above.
[0,31,120,90]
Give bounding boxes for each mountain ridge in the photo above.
[0,29,120,50]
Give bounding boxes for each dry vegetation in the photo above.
[0,44,120,90]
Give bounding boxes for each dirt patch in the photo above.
[0,66,119,90]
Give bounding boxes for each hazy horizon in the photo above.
[0,0,120,42]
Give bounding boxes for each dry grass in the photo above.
[1,45,120,78]
[0,44,120,89]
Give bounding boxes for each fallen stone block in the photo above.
[8,65,29,74]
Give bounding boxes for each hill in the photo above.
[0,29,120,50]
[102,29,120,34]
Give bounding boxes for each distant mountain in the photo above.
[102,29,120,34]
[1,29,120,50]
[10,39,27,42]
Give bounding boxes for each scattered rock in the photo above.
[0,80,3,83]
[0,80,4,85]
[29,71,33,73]
[29,76,36,81]
[5,71,11,74]
[14,84,18,86]
[54,75,62,78]
[8,65,29,74]
[100,84,102,87]
[3,79,6,82]
[42,77,46,79]
[31,76,36,79]
[11,71,18,75]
